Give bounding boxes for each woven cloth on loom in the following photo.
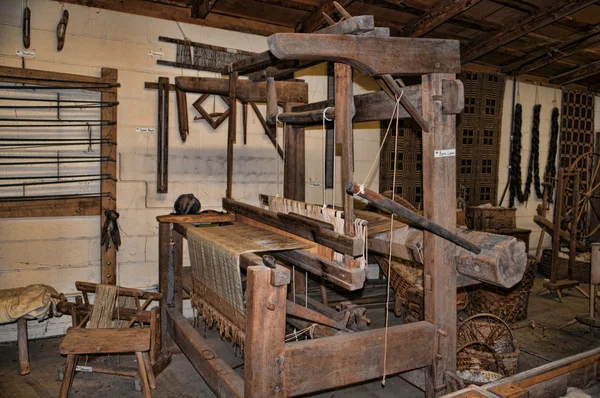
[188,223,311,349]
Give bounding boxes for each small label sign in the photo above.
[75,365,93,373]
[148,51,164,58]
[16,50,35,58]
[434,149,456,158]
[226,48,238,54]
[136,127,156,133]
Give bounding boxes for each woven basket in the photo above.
[468,258,537,323]
[538,249,591,283]
[457,314,519,377]
[466,205,516,230]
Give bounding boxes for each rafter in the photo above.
[52,0,288,36]
[489,0,538,13]
[399,0,483,37]
[549,59,600,85]
[360,0,502,33]
[502,26,600,74]
[191,0,218,18]
[462,0,598,64]
[295,0,354,32]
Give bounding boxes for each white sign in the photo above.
[226,48,238,54]
[136,127,156,133]
[16,50,35,58]
[434,149,456,158]
[148,51,164,58]
[75,365,93,373]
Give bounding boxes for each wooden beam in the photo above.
[226,72,237,199]
[267,34,461,76]
[0,197,102,218]
[335,63,355,239]
[422,73,458,396]
[100,68,118,285]
[490,0,538,13]
[295,0,355,33]
[167,307,244,397]
[400,0,483,38]
[461,0,598,64]
[191,0,218,18]
[245,264,288,397]
[175,76,309,104]
[223,198,364,256]
[283,103,306,201]
[502,27,600,74]
[549,59,600,85]
[283,321,436,396]
[51,0,289,37]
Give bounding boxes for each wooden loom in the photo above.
[155,13,528,398]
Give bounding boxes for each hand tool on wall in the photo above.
[157,77,169,193]
[101,209,121,251]
[56,10,68,51]
[23,7,31,49]
[176,87,189,142]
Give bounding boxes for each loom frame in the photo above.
[156,18,464,398]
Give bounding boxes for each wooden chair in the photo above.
[58,282,162,398]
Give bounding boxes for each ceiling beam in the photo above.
[295,0,354,33]
[399,0,483,37]
[461,0,598,64]
[489,0,538,14]
[52,0,288,36]
[502,26,600,74]
[191,0,218,18]
[549,59,600,85]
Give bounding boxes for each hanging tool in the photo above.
[346,183,482,255]
[23,7,31,49]
[101,209,121,251]
[176,87,189,142]
[157,77,169,193]
[56,9,68,51]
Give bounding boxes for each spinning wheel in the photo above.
[563,152,600,240]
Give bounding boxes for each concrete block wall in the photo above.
[0,0,381,340]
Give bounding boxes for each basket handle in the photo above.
[458,312,516,343]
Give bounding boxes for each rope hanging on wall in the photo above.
[508,103,523,207]
[544,107,560,203]
[523,104,543,200]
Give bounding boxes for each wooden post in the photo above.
[158,222,174,354]
[568,173,580,279]
[226,72,238,199]
[17,317,30,375]
[334,63,355,237]
[101,68,118,285]
[283,103,306,201]
[172,229,184,313]
[591,243,600,318]
[551,169,566,284]
[422,73,457,397]
[245,264,289,397]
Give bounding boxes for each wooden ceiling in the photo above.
[58,0,600,89]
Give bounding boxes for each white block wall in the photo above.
[0,0,381,340]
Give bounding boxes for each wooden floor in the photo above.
[1,275,599,397]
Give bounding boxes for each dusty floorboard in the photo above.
[1,275,599,397]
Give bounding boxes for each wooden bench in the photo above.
[59,327,155,398]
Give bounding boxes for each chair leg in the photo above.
[135,352,151,398]
[17,318,30,375]
[142,352,156,389]
[59,354,77,398]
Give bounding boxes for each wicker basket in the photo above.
[468,258,537,323]
[466,205,516,230]
[538,249,591,283]
[457,314,519,377]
